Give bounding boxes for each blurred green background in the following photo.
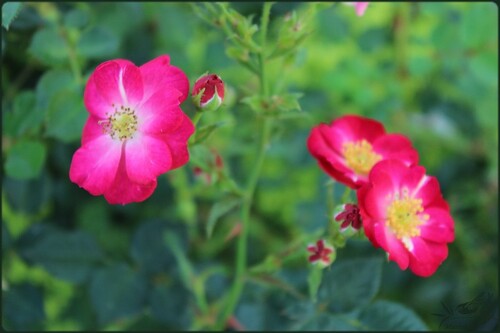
[2,2,498,330]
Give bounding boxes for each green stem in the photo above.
[58,25,83,86]
[188,112,204,145]
[215,3,273,329]
[192,112,204,127]
[259,2,272,97]
[168,168,197,238]
[217,119,272,329]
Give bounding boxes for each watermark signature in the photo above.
[433,291,498,330]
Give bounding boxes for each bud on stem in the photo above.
[192,73,225,112]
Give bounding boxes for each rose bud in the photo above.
[192,73,225,112]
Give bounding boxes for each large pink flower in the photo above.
[69,55,194,205]
[357,159,455,277]
[307,115,419,189]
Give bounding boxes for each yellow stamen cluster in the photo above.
[100,105,138,141]
[386,188,429,239]
[343,140,382,176]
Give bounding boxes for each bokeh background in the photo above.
[2,2,498,330]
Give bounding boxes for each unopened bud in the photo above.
[334,203,362,231]
[307,239,335,268]
[192,73,225,112]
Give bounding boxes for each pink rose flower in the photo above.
[357,159,455,277]
[307,115,419,189]
[69,55,194,205]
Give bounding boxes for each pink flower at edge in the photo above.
[69,55,194,205]
[307,114,419,189]
[357,159,455,277]
[344,2,370,16]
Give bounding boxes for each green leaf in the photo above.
[192,121,227,145]
[469,52,498,87]
[4,139,46,180]
[189,144,213,170]
[2,2,22,30]
[45,87,87,143]
[77,201,129,256]
[241,93,302,115]
[460,3,497,49]
[307,267,323,303]
[293,313,359,330]
[76,26,119,59]
[28,27,69,66]
[3,91,44,137]
[206,197,241,238]
[318,257,383,313]
[19,228,104,283]
[164,231,194,289]
[36,69,75,114]
[148,282,193,329]
[358,300,428,330]
[2,283,45,330]
[130,219,186,275]
[2,220,12,252]
[89,263,148,326]
[63,8,89,29]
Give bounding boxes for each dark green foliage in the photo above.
[89,264,148,326]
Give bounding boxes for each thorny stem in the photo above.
[216,2,274,330]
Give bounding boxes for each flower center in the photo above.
[100,105,138,141]
[386,188,429,239]
[343,140,382,175]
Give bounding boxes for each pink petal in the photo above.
[368,159,408,189]
[137,89,184,135]
[394,164,449,211]
[69,135,122,195]
[124,133,173,184]
[419,207,455,243]
[309,124,344,157]
[355,2,370,16]
[357,184,377,242]
[103,157,157,205]
[84,74,114,119]
[317,157,360,189]
[408,238,448,277]
[372,134,419,167]
[373,222,410,270]
[362,165,399,219]
[92,60,144,108]
[139,55,190,102]
[81,115,105,146]
[156,113,195,169]
[330,115,385,144]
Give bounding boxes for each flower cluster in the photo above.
[307,115,454,277]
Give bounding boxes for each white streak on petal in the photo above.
[118,68,128,106]
[402,236,414,252]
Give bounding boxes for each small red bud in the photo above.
[192,73,225,111]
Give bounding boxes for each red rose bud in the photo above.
[334,203,362,231]
[192,73,225,112]
[307,239,335,268]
